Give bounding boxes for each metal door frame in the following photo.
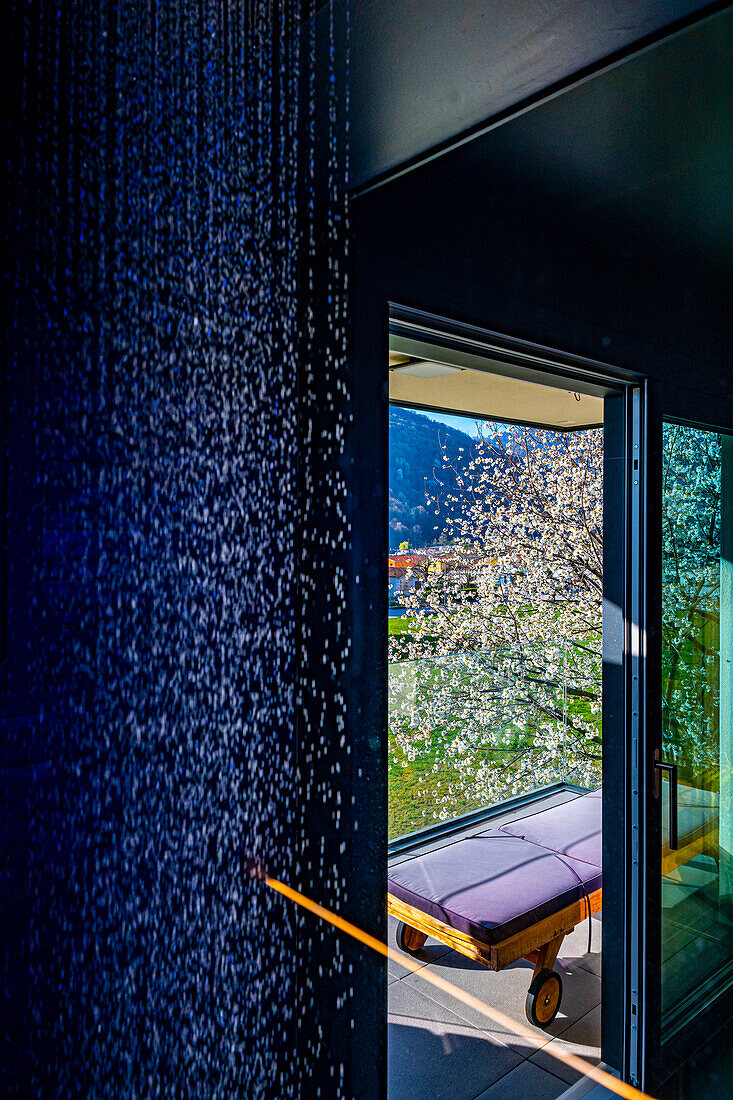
[388,304,647,1087]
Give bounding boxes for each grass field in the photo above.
[387,614,415,635]
[388,727,486,839]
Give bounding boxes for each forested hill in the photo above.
[388,406,474,549]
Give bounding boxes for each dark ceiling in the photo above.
[342,0,722,188]
[436,7,733,273]
[372,7,733,280]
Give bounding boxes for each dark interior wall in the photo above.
[350,34,733,1078]
[354,163,732,399]
[351,4,733,397]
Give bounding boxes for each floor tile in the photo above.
[561,915,603,977]
[529,1004,601,1085]
[387,913,453,978]
[546,958,601,1032]
[400,954,547,1042]
[389,978,488,1030]
[388,1017,523,1100]
[388,953,406,981]
[400,949,600,1044]
[473,1060,569,1100]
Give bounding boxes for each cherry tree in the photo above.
[389,425,604,817]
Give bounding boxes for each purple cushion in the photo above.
[496,789,602,867]
[388,826,602,947]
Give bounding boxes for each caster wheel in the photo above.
[525,968,563,1028]
[396,921,427,955]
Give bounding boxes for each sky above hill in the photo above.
[421,410,482,436]
[422,410,511,438]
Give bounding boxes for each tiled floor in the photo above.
[387,909,602,1100]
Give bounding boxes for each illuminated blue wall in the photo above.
[3,2,374,1096]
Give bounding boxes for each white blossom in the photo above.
[389,425,603,813]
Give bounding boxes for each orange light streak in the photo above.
[264,873,652,1100]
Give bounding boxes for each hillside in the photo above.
[388,406,474,548]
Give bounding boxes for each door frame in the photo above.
[387,304,647,1087]
[641,381,733,1094]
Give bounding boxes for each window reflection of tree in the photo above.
[662,424,722,779]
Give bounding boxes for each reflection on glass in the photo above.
[661,422,733,1037]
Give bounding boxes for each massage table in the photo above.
[389,784,718,1028]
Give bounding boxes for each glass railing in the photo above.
[388,640,602,840]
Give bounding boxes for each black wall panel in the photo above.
[351,16,733,1079]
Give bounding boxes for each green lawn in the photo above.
[388,728,485,839]
[388,614,416,635]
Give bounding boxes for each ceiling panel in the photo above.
[441,8,733,270]
[389,361,604,430]
[331,0,718,189]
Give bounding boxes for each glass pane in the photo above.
[661,422,733,1038]
[388,405,603,840]
[388,641,601,839]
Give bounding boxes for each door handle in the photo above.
[655,761,678,851]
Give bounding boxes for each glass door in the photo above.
[659,421,733,1040]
